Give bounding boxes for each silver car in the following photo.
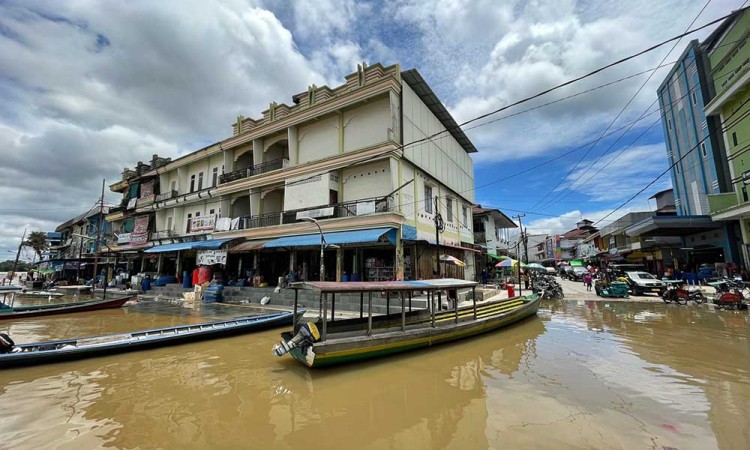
[625,271,666,296]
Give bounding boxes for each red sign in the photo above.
[131,215,150,247]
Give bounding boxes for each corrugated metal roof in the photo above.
[401,69,477,154]
[263,228,396,248]
[293,278,478,293]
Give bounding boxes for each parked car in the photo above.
[545,267,557,276]
[562,266,576,279]
[624,271,666,296]
[570,266,590,282]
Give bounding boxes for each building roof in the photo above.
[472,206,517,228]
[401,69,477,154]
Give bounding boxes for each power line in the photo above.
[530,0,714,211]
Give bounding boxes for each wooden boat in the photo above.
[54,285,92,294]
[0,310,304,368]
[16,291,65,298]
[0,295,133,320]
[0,285,23,292]
[274,279,540,368]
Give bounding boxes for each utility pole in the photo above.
[92,178,105,289]
[8,228,26,286]
[512,214,525,295]
[434,196,444,278]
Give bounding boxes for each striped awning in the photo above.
[229,240,271,253]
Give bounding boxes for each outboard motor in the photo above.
[273,322,320,357]
[0,333,15,354]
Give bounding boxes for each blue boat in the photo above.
[0,310,304,368]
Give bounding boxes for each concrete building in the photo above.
[704,9,750,267]
[657,37,742,269]
[108,63,479,282]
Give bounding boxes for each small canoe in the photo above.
[0,310,304,368]
[0,296,133,320]
[16,291,65,298]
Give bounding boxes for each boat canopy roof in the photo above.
[292,278,478,293]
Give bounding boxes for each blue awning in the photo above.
[264,227,396,248]
[144,238,235,253]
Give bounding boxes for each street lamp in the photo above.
[299,217,339,282]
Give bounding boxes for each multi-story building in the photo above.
[657,38,743,269]
[472,205,516,256]
[109,63,479,282]
[704,9,750,267]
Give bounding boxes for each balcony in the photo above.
[473,231,487,243]
[221,196,395,231]
[151,230,177,240]
[219,158,289,185]
[155,190,178,202]
[708,192,739,215]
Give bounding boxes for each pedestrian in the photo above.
[583,272,593,291]
[481,269,489,286]
[522,271,530,290]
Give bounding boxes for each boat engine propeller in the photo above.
[273,323,320,357]
[0,333,16,354]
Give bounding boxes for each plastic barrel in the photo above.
[182,271,191,288]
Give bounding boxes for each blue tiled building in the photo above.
[656,39,742,268]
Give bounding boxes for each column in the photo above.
[222,147,234,174]
[395,227,404,280]
[252,138,263,167]
[290,250,297,272]
[156,253,164,274]
[176,251,182,278]
[250,188,261,217]
[288,126,299,166]
[336,247,344,282]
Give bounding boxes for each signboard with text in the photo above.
[197,250,227,265]
[191,214,217,232]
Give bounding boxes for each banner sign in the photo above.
[197,249,227,265]
[117,233,132,244]
[191,214,217,232]
[140,180,155,198]
[131,215,150,247]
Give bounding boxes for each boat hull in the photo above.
[286,296,540,368]
[0,296,133,320]
[1,311,304,368]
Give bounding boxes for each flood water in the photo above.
[1,299,749,449]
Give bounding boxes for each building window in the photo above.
[462,206,468,229]
[186,213,192,233]
[733,132,738,146]
[195,211,201,217]
[209,209,215,215]
[424,185,433,214]
[446,198,453,223]
[691,91,698,106]
[198,172,204,191]
[212,168,218,187]
[190,175,196,193]
[743,186,748,202]
[701,142,707,158]
[667,117,672,131]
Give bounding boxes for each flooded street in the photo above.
[1,299,749,449]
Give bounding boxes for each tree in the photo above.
[0,260,30,271]
[24,231,48,262]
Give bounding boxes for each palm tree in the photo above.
[24,231,48,262]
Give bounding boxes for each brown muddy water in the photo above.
[0,299,748,450]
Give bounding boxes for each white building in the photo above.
[108,63,479,282]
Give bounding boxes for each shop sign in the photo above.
[191,214,217,232]
[130,215,150,247]
[197,249,227,265]
[117,233,132,244]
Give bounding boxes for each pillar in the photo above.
[288,126,298,166]
[220,196,231,219]
[253,253,259,270]
[140,256,147,273]
[336,247,344,282]
[222,147,234,174]
[290,250,297,271]
[252,138,264,166]
[250,188,261,217]
[395,227,404,280]
[156,253,164,274]
[176,250,182,277]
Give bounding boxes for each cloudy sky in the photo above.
[0,0,745,259]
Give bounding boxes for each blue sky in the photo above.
[0,0,745,257]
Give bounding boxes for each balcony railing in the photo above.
[219,158,289,185]
[151,230,177,240]
[155,190,178,202]
[221,196,395,231]
[473,231,487,243]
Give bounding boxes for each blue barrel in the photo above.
[182,271,191,288]
[141,277,151,291]
[342,274,350,282]
[203,285,224,303]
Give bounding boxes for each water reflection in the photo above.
[0,301,749,449]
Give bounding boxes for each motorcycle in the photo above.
[662,280,705,305]
[707,279,747,310]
